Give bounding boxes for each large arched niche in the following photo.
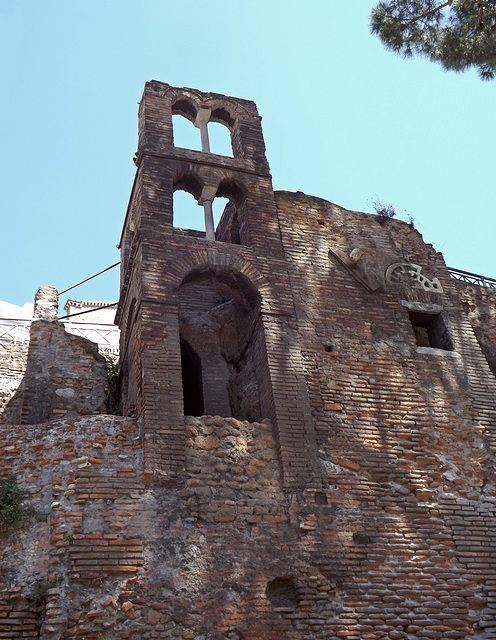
[178,265,270,421]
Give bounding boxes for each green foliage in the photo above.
[0,474,35,532]
[26,579,57,612]
[63,531,74,543]
[371,198,397,219]
[371,0,496,80]
[368,197,415,227]
[368,197,399,223]
[103,354,122,414]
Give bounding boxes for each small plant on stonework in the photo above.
[369,198,397,222]
[368,197,415,229]
[406,213,416,229]
[25,578,57,613]
[103,354,122,414]
[0,474,35,533]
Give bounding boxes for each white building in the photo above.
[0,300,33,345]
[62,300,120,355]
[0,298,119,355]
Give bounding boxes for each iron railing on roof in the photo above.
[448,267,496,289]
[0,319,31,345]
[0,318,120,354]
[61,321,120,355]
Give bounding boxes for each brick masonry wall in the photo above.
[273,190,496,639]
[456,281,496,376]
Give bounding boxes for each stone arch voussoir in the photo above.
[166,251,271,306]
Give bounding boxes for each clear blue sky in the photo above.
[1,1,494,311]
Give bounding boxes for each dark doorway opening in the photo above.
[181,338,204,416]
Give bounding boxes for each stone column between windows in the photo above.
[195,106,211,153]
[199,185,217,241]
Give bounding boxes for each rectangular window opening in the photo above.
[408,311,453,351]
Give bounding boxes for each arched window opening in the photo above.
[210,107,235,129]
[171,101,234,157]
[173,191,230,238]
[173,172,204,233]
[181,338,204,416]
[178,267,266,421]
[213,197,229,230]
[208,121,233,157]
[172,98,197,122]
[172,113,201,151]
[173,190,204,232]
[215,180,246,245]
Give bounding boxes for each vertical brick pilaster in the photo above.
[140,304,185,484]
[262,312,319,489]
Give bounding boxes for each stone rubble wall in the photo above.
[0,285,109,425]
[2,408,496,639]
[18,321,108,424]
[0,415,290,640]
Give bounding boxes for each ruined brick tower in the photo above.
[2,81,496,639]
[116,80,318,488]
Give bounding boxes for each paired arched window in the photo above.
[170,100,248,244]
[172,190,230,234]
[172,99,234,157]
[172,172,245,245]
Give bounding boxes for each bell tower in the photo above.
[116,81,318,488]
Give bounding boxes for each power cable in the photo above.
[59,262,120,296]
[58,302,118,321]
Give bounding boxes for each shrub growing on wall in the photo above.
[0,474,34,533]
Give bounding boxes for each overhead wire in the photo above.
[57,261,120,320]
[59,262,120,296]
[58,302,118,321]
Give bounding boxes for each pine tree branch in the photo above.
[478,0,484,31]
[406,0,453,25]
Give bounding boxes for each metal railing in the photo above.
[0,319,31,345]
[0,318,120,354]
[448,267,496,289]
[61,322,120,355]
